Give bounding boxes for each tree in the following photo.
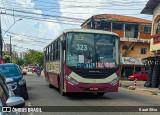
[3,55,11,63]
[24,50,44,66]
[12,58,24,66]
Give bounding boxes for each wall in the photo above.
[139,24,151,39]
[149,4,160,52]
[112,30,124,38]
[120,42,151,58]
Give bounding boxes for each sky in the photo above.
[0,0,152,52]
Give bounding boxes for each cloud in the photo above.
[1,0,60,51]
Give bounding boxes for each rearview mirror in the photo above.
[5,78,14,84]
[6,96,25,107]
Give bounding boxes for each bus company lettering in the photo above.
[77,63,95,68]
[12,107,42,112]
[96,62,115,68]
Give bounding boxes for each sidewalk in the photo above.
[119,80,160,96]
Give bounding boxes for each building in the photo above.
[81,14,152,79]
[141,0,160,88]
[19,52,26,59]
[12,51,18,58]
[4,43,11,52]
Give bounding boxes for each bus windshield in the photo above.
[66,32,119,69]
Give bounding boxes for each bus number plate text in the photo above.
[90,88,98,90]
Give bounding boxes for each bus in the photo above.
[43,29,120,96]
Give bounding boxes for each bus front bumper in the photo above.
[65,80,119,93]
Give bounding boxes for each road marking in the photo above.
[27,102,34,115]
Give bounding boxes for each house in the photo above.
[141,0,160,88]
[81,14,152,79]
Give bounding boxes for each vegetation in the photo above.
[24,50,44,66]
[12,58,24,66]
[4,50,44,66]
[3,55,11,63]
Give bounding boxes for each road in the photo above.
[22,72,160,115]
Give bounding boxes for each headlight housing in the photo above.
[66,76,78,85]
[18,79,26,86]
[110,77,119,85]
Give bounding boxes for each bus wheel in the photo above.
[97,92,105,96]
[48,79,52,88]
[49,84,52,88]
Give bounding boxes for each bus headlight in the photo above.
[110,77,119,85]
[66,76,78,85]
[19,79,26,86]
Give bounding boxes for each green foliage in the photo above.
[12,58,24,66]
[24,49,44,66]
[4,55,11,63]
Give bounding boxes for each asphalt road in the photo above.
[22,72,160,115]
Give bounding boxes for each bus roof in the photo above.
[63,29,118,36]
[44,29,119,49]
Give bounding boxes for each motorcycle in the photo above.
[36,69,41,77]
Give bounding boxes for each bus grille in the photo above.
[76,73,111,79]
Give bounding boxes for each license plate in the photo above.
[90,88,98,90]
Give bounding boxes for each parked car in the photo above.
[31,66,37,73]
[0,72,25,115]
[27,66,33,72]
[128,71,148,81]
[0,63,29,100]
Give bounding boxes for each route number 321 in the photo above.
[76,44,87,51]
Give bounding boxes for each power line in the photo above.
[1,29,52,40]
[0,1,147,10]
[0,7,85,21]
[0,12,81,26]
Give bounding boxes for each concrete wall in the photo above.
[120,42,151,58]
[150,4,160,52]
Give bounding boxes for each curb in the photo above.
[121,85,159,96]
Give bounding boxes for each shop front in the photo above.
[120,56,147,79]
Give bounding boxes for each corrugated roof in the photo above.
[93,14,152,24]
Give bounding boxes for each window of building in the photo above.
[95,20,111,30]
[125,24,132,31]
[122,45,128,50]
[95,21,101,29]
[144,25,151,33]
[156,20,160,34]
[141,48,147,54]
[113,22,123,30]
[131,47,134,50]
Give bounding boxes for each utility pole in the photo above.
[0,14,3,59]
[7,35,14,58]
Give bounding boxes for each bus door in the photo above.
[60,38,65,89]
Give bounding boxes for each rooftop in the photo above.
[81,14,152,27]
[141,0,160,15]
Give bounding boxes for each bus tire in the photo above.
[97,92,105,96]
[49,84,52,88]
[48,78,52,88]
